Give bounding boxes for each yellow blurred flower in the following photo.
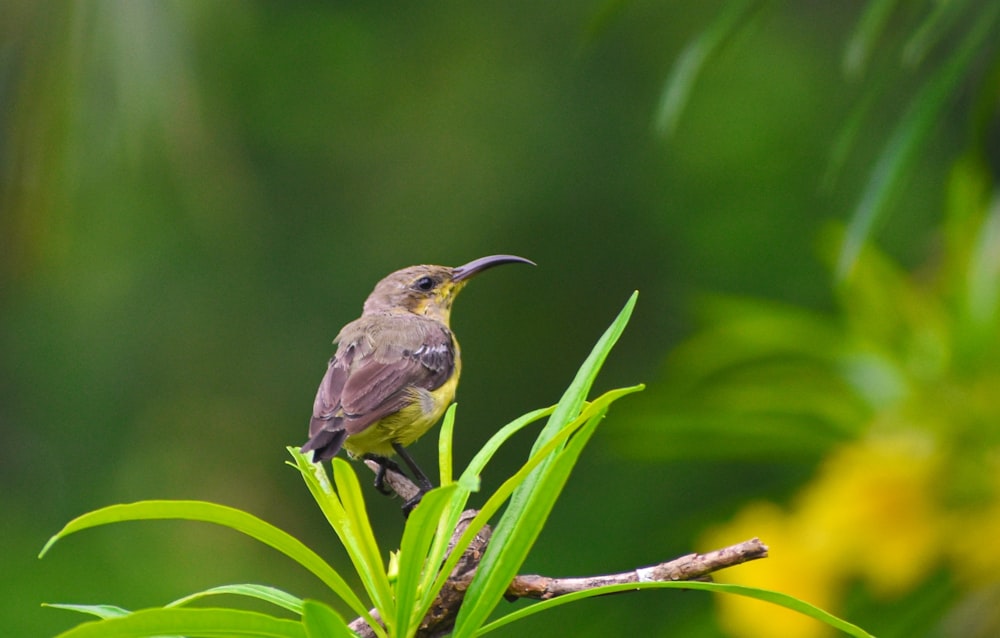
[702,434,943,637]
[702,502,841,638]
[797,432,942,596]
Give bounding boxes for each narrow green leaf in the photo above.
[654,1,768,135]
[433,405,559,545]
[475,581,874,638]
[821,81,880,192]
[461,406,556,481]
[40,498,369,622]
[453,407,611,636]
[287,450,386,637]
[843,0,900,78]
[423,405,554,587]
[447,386,642,637]
[393,484,458,638]
[301,600,356,638]
[168,584,305,615]
[480,292,637,593]
[902,0,972,68]
[53,607,306,638]
[43,603,131,619]
[331,458,393,619]
[438,403,458,486]
[434,404,556,540]
[425,391,636,611]
[412,405,557,628]
[837,3,1000,279]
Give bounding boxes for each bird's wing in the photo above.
[308,317,456,441]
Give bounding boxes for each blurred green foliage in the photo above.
[3,1,998,636]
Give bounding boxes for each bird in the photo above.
[301,254,534,513]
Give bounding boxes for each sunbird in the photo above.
[301,255,534,513]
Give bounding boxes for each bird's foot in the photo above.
[363,454,404,495]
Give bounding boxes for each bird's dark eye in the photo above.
[414,276,435,291]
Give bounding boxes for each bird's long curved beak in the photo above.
[452,254,535,282]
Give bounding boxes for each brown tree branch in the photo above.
[508,537,769,600]
[350,461,768,637]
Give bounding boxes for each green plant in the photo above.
[656,1,1000,279]
[40,293,873,637]
[619,196,1000,634]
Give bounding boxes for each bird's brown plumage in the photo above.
[305,313,458,460]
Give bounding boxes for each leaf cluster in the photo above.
[40,293,871,637]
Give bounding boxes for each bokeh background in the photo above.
[4,2,1000,636]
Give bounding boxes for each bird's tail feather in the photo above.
[300,428,347,462]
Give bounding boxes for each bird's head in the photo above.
[362,255,534,323]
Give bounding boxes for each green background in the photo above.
[2,2,986,636]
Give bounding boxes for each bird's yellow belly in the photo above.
[343,372,460,458]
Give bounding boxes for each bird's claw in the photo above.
[373,464,393,495]
[364,454,402,495]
